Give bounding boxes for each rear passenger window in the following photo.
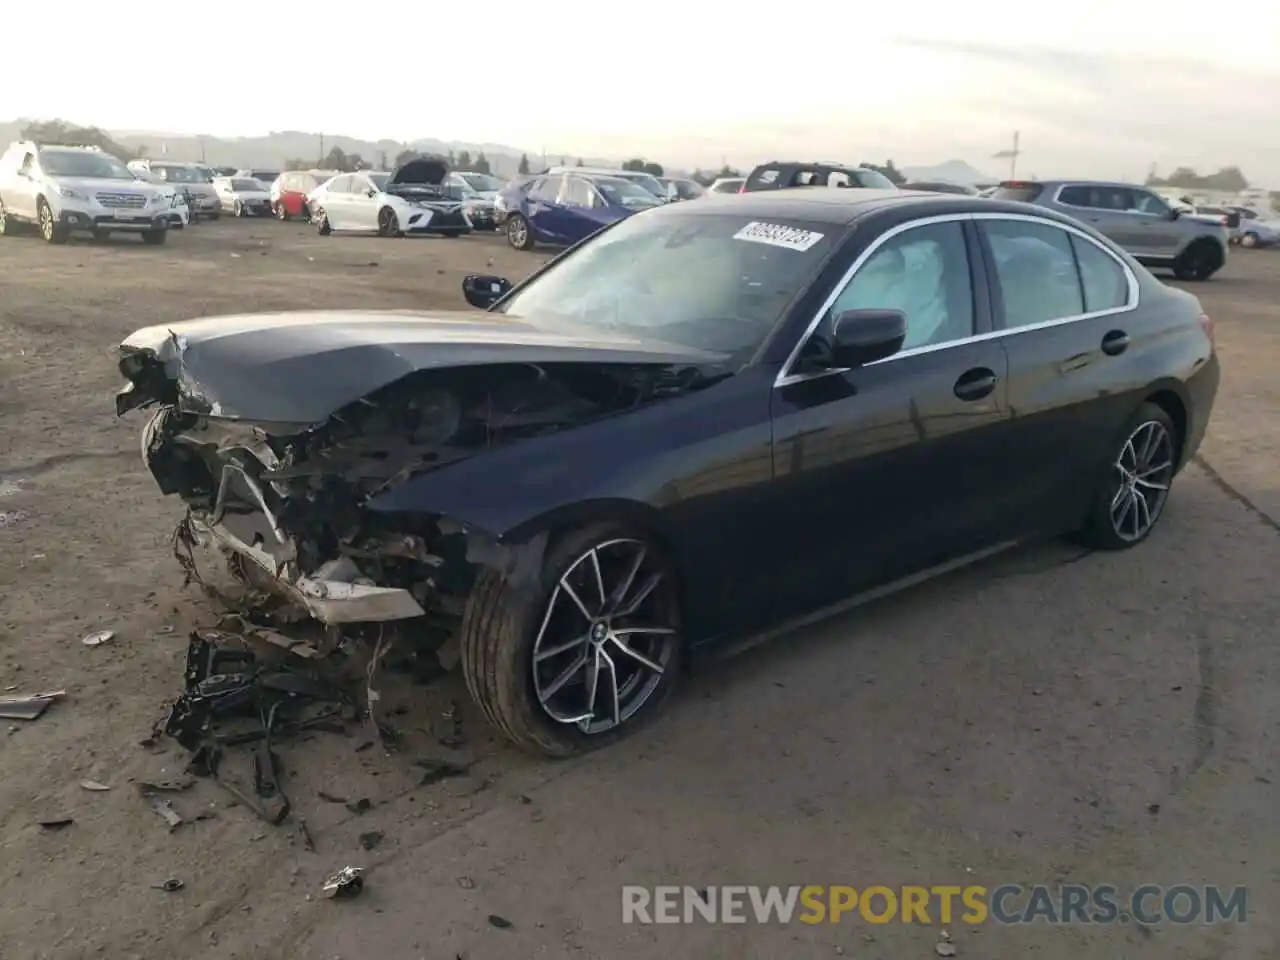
[981,220,1084,328]
[1070,236,1129,312]
[1056,186,1095,208]
[750,168,780,188]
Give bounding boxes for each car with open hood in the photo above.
[308,156,472,238]
[116,189,1219,757]
[448,171,503,230]
[214,176,274,217]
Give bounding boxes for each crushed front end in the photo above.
[117,332,707,629]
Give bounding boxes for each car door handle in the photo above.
[953,367,998,401]
[1101,330,1129,356]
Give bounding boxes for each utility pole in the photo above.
[318,132,325,166]
[992,131,1022,180]
[199,136,206,163]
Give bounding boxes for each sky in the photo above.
[3,0,1278,185]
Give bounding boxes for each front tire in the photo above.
[276,202,289,221]
[315,208,332,235]
[377,206,401,238]
[460,523,684,757]
[38,201,69,244]
[0,205,18,236]
[1240,232,1258,249]
[1076,402,1179,550]
[506,213,534,250]
[141,228,167,245]
[92,229,112,241]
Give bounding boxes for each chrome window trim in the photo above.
[774,211,1141,388]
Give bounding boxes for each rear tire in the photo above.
[315,208,331,235]
[0,205,18,236]
[1075,402,1179,550]
[1240,232,1258,249]
[275,202,289,221]
[459,523,684,757]
[92,229,112,241]
[1172,240,1222,281]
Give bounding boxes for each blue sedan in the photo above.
[500,172,664,250]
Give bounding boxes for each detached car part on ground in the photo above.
[309,156,473,238]
[116,191,1219,757]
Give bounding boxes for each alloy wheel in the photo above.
[508,216,528,249]
[1241,232,1257,248]
[378,208,398,237]
[40,206,53,240]
[1110,420,1174,542]
[531,538,679,735]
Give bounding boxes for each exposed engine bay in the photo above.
[141,361,709,626]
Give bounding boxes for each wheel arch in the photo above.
[1188,234,1226,268]
[1139,380,1189,465]
[475,498,692,629]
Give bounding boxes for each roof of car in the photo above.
[647,188,1077,227]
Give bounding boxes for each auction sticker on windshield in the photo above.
[732,221,825,252]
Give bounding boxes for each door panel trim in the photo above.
[775,212,1141,388]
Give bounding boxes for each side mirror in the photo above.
[462,274,513,309]
[1167,208,1181,221]
[366,188,377,198]
[822,309,907,368]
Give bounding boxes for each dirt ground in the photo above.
[0,219,1276,960]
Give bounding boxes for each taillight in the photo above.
[1219,216,1228,226]
[1198,311,1214,347]
[738,181,747,194]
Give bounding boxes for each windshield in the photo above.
[853,168,896,189]
[156,165,206,183]
[231,179,266,191]
[595,179,661,204]
[40,150,133,179]
[710,179,743,193]
[496,212,836,359]
[459,172,501,192]
[620,173,667,197]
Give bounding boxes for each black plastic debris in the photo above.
[345,798,372,815]
[0,689,66,721]
[156,631,355,829]
[152,878,185,893]
[321,866,365,899]
[38,817,74,831]
[358,830,384,851]
[488,914,513,930]
[416,758,471,787]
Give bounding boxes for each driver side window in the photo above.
[828,221,975,351]
[1132,191,1169,216]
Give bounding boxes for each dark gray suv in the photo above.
[991,180,1229,281]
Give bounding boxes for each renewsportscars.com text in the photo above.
[621,884,1247,925]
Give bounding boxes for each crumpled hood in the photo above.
[390,155,448,186]
[115,309,728,424]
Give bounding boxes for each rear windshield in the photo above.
[991,183,1045,202]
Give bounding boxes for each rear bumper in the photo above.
[1182,352,1220,469]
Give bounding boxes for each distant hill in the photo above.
[0,119,617,178]
[900,159,995,185]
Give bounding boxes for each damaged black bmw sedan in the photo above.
[115,189,1219,757]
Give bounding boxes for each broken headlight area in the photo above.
[142,362,674,628]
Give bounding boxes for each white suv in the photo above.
[0,142,173,244]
